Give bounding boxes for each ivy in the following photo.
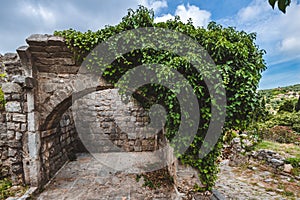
[54,6,266,191]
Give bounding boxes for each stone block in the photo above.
[41,83,56,93]
[26,34,49,46]
[270,158,284,166]
[21,123,27,132]
[14,123,20,131]
[283,164,293,173]
[4,94,11,101]
[27,112,38,132]
[134,146,142,152]
[16,45,29,65]
[12,114,26,122]
[11,94,21,100]
[5,101,22,112]
[45,46,70,53]
[15,132,22,140]
[6,113,12,121]
[2,82,22,93]
[8,147,17,157]
[48,36,65,45]
[35,63,57,73]
[1,150,8,160]
[6,122,15,130]
[24,77,36,89]
[7,130,15,140]
[3,53,17,60]
[12,75,26,84]
[7,141,22,148]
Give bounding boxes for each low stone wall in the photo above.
[165,143,204,197]
[251,149,285,168]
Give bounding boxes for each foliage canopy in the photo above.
[54,6,266,190]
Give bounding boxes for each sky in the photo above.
[0,0,299,89]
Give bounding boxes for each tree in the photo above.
[54,6,266,190]
[278,99,295,112]
[269,0,291,13]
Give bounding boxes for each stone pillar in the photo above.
[17,46,42,187]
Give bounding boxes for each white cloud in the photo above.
[175,4,211,27]
[21,4,56,26]
[138,0,167,13]
[154,4,211,27]
[220,0,300,62]
[223,0,300,89]
[237,0,270,22]
[154,14,174,23]
[280,37,300,53]
[0,0,156,53]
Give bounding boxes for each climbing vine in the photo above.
[54,6,266,190]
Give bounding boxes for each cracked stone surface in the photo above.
[36,154,299,200]
[36,153,176,200]
[214,159,299,200]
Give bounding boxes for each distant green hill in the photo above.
[259,84,300,98]
[259,84,300,114]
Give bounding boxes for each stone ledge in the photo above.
[26,34,65,47]
[11,187,38,200]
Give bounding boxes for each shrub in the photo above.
[0,178,12,199]
[278,99,295,113]
[296,96,300,112]
[223,130,239,144]
[260,125,298,143]
[262,111,300,133]
[285,157,300,168]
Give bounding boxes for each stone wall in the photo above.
[166,143,204,196]
[0,53,27,184]
[40,109,79,183]
[0,110,8,178]
[74,89,158,153]
[17,34,161,186]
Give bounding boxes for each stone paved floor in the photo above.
[36,154,299,200]
[36,153,176,200]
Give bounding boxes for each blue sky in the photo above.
[0,0,299,89]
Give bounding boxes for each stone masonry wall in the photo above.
[0,54,8,178]
[0,53,27,184]
[40,109,79,183]
[74,89,157,153]
[0,110,8,178]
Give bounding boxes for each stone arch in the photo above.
[40,86,113,131]
[0,33,199,193]
[2,34,169,188]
